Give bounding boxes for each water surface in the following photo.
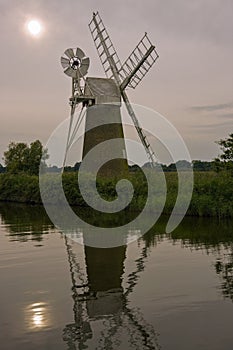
[0,203,233,349]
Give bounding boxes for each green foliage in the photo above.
[0,173,40,203]
[0,170,232,218]
[214,133,233,174]
[3,140,48,175]
[189,171,233,218]
[28,140,48,175]
[192,160,214,171]
[217,133,233,161]
[3,142,28,174]
[0,163,6,173]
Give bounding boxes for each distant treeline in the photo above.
[35,159,217,173]
[1,136,231,174]
[0,159,222,174]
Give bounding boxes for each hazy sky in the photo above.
[0,0,232,164]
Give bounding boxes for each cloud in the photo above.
[192,120,233,128]
[136,0,233,46]
[219,113,233,119]
[189,102,233,112]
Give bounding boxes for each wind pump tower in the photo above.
[61,12,159,176]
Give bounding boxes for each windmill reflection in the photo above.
[215,248,233,300]
[63,234,160,350]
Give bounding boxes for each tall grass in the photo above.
[0,170,232,218]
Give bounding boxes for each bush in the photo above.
[0,170,232,218]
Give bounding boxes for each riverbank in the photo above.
[0,171,232,218]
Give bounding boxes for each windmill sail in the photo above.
[120,33,159,90]
[89,12,124,81]
[89,12,158,167]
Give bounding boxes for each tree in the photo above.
[192,160,214,172]
[214,133,233,172]
[0,163,6,173]
[28,140,48,175]
[176,160,192,170]
[3,140,48,175]
[216,133,233,161]
[3,142,29,174]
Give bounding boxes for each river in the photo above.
[0,203,233,350]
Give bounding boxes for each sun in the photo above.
[27,20,43,37]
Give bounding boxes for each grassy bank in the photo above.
[0,171,232,218]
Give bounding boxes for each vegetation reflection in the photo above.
[0,203,232,310]
[0,203,53,243]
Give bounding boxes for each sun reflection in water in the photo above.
[25,302,51,330]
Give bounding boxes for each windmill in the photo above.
[62,233,160,349]
[61,12,159,175]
